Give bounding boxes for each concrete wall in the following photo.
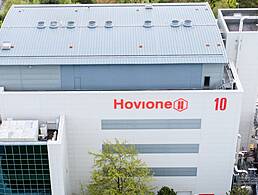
[0,86,242,195]
[47,115,70,195]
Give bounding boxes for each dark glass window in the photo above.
[0,145,51,194]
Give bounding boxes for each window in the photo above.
[102,119,201,130]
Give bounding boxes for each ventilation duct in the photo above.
[105,20,113,28]
[171,20,181,27]
[143,20,152,28]
[37,21,46,29]
[67,21,75,29]
[88,20,97,28]
[49,21,58,29]
[183,20,192,27]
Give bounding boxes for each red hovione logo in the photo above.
[114,98,188,112]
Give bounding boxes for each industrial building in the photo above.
[0,3,246,195]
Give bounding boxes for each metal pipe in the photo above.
[234,165,248,175]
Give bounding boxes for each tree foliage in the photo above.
[226,186,249,195]
[0,0,29,26]
[86,140,154,195]
[238,0,258,8]
[212,0,237,16]
[157,186,177,195]
[168,0,237,16]
[0,0,95,26]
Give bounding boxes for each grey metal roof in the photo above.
[0,3,228,65]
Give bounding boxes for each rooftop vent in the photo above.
[143,20,152,28]
[1,42,12,50]
[50,21,58,29]
[37,21,46,29]
[105,21,113,28]
[171,20,181,27]
[67,21,75,29]
[183,20,192,27]
[145,4,153,9]
[88,20,97,28]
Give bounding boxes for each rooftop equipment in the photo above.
[105,20,113,28]
[1,41,12,50]
[183,19,192,27]
[50,21,58,29]
[37,21,46,29]
[67,21,75,29]
[171,20,181,27]
[88,20,97,28]
[145,4,153,10]
[143,20,152,28]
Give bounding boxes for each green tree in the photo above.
[238,0,258,8]
[213,0,237,16]
[0,0,30,26]
[164,0,237,17]
[157,186,177,195]
[85,140,154,195]
[226,186,249,195]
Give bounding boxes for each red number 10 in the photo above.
[215,97,227,111]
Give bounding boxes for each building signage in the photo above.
[114,98,188,112]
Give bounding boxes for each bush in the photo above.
[157,186,177,195]
[226,186,249,195]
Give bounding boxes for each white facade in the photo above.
[48,115,70,195]
[218,9,258,148]
[0,65,242,195]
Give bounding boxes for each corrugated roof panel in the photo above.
[3,4,216,28]
[0,3,228,65]
[0,26,225,56]
[0,55,227,65]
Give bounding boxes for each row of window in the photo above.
[151,167,197,177]
[102,119,202,130]
[102,144,199,154]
